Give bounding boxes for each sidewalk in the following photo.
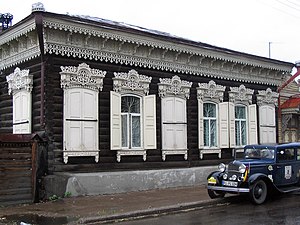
[0,185,219,225]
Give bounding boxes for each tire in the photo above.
[250,179,267,204]
[208,189,225,199]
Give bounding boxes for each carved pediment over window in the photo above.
[113,69,152,95]
[257,88,279,106]
[6,67,33,95]
[158,75,192,99]
[197,80,225,102]
[60,63,106,91]
[229,84,254,105]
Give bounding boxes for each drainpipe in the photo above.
[277,61,300,143]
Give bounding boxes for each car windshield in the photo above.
[244,147,275,159]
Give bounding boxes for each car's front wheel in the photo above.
[208,189,225,199]
[250,179,267,204]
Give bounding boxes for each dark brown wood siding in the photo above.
[40,56,274,174]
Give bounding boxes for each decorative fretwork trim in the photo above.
[158,75,192,99]
[6,67,33,95]
[0,46,40,70]
[60,63,106,91]
[0,19,36,45]
[44,42,284,86]
[42,19,292,72]
[197,80,225,103]
[229,85,254,105]
[282,114,292,134]
[113,69,152,95]
[257,88,279,106]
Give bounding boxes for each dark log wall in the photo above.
[0,55,276,174]
[0,59,44,134]
[42,56,275,174]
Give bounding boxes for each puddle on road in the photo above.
[1,214,75,225]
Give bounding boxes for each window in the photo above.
[158,75,192,161]
[203,103,217,147]
[110,69,156,162]
[257,88,278,144]
[6,67,33,134]
[235,105,247,146]
[277,148,295,161]
[60,63,106,164]
[121,95,141,149]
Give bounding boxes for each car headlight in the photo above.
[238,164,246,173]
[218,163,226,172]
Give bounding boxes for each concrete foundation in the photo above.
[44,166,216,198]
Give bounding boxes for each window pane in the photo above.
[122,114,128,147]
[235,121,241,146]
[210,119,217,147]
[204,119,209,146]
[235,106,246,119]
[132,116,141,147]
[204,103,216,117]
[241,121,247,145]
[121,96,140,113]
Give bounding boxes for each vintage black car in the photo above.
[207,143,300,204]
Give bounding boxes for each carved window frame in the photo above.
[158,75,192,161]
[60,63,106,164]
[111,69,156,162]
[6,67,33,134]
[197,80,225,159]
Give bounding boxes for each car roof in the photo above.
[245,142,300,149]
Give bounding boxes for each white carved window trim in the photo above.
[158,75,192,161]
[228,85,257,148]
[60,63,106,164]
[6,67,33,134]
[197,80,225,159]
[257,88,278,144]
[110,69,156,162]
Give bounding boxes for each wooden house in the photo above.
[0,3,295,198]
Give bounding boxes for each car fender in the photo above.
[207,171,222,180]
[248,173,275,188]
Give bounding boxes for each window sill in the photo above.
[117,150,147,162]
[199,148,221,159]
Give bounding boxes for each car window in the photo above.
[277,148,295,161]
[297,148,300,160]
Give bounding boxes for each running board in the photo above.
[278,186,300,193]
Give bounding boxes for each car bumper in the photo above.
[207,185,250,193]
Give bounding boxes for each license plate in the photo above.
[222,181,238,187]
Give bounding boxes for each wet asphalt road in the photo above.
[109,192,300,225]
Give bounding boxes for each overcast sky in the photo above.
[2,0,300,65]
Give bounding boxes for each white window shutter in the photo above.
[229,102,236,148]
[174,98,187,149]
[13,91,31,134]
[143,95,157,149]
[219,102,229,148]
[162,97,187,150]
[65,89,98,151]
[248,104,258,144]
[198,99,204,148]
[259,105,276,144]
[110,91,122,150]
[82,90,98,150]
[162,97,175,150]
[65,89,82,151]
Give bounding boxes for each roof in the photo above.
[281,95,300,109]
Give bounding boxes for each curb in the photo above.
[77,199,226,224]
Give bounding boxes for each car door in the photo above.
[274,147,298,186]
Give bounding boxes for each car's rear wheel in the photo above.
[208,189,225,199]
[250,179,267,204]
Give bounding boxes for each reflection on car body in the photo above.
[207,143,300,204]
